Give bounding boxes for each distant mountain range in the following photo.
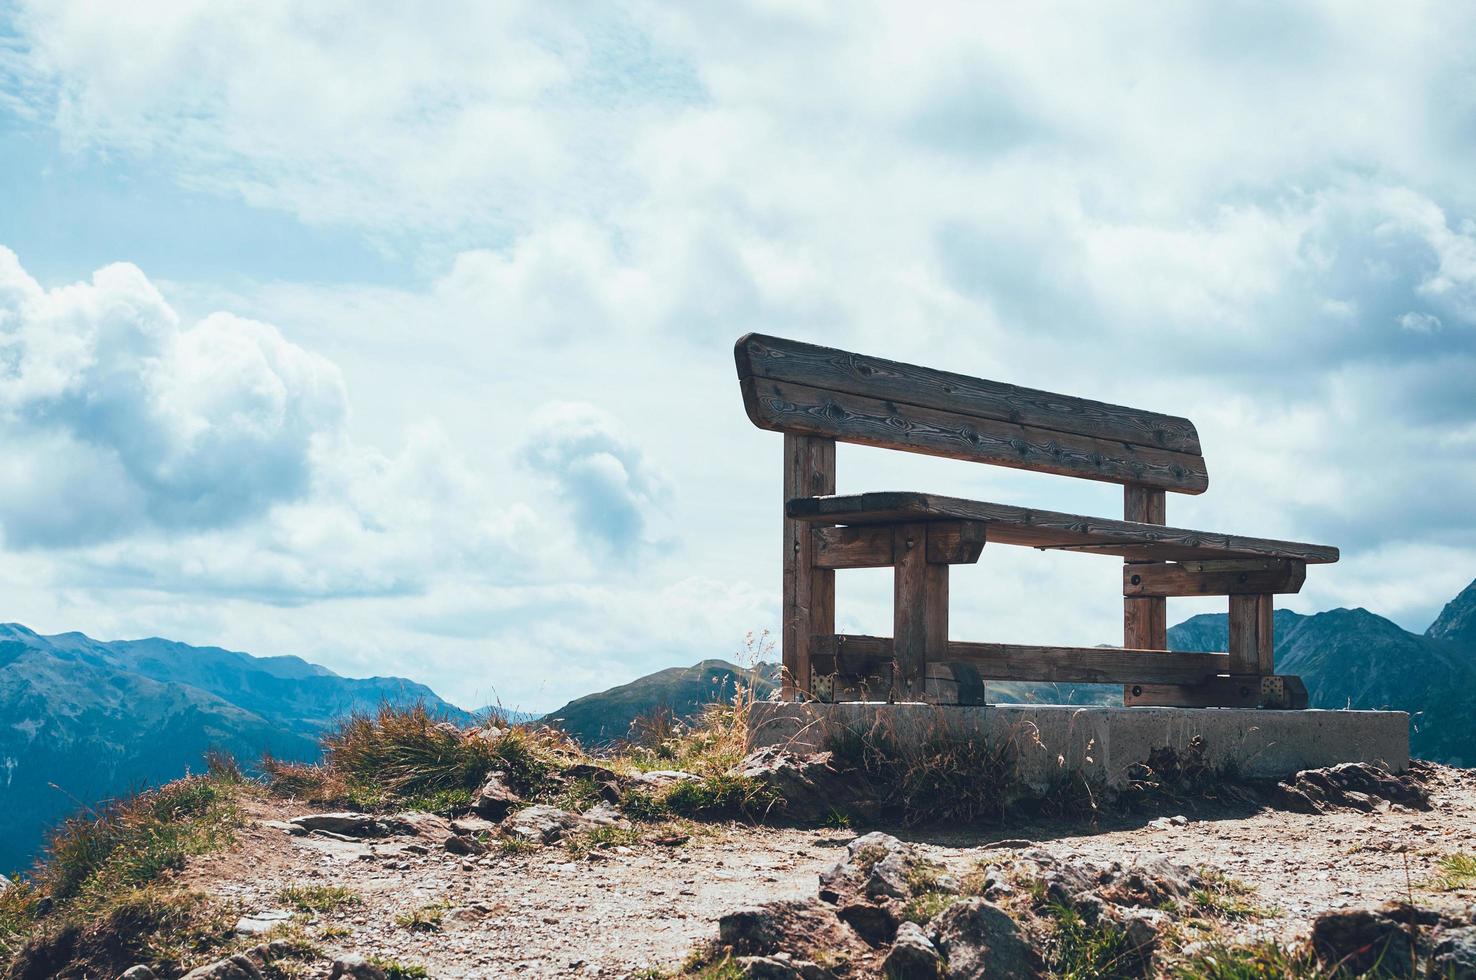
[0,624,471,875]
[3,577,1473,876]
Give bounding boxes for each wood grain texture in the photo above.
[822,634,1231,685]
[1228,594,1275,675]
[812,525,894,568]
[926,521,987,564]
[891,523,932,699]
[735,333,1203,454]
[742,378,1209,493]
[786,492,1340,563]
[1125,560,1306,596]
[1123,486,1168,652]
[782,435,835,700]
[1124,673,1307,709]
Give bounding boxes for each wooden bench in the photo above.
[734,333,1339,709]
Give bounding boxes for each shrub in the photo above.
[394,901,449,932]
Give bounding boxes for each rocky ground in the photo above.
[136,761,1476,978]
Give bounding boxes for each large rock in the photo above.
[737,747,876,824]
[180,954,264,980]
[718,900,858,959]
[930,898,1044,980]
[501,804,610,844]
[819,832,924,905]
[288,812,412,838]
[733,956,831,980]
[1274,763,1430,814]
[1311,907,1420,975]
[472,774,522,820]
[884,921,942,979]
[329,954,389,979]
[1432,925,1476,978]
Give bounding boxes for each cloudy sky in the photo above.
[2,2,1474,713]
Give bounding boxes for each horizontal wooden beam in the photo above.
[812,525,892,568]
[812,520,987,569]
[1124,559,1306,597]
[736,333,1204,454]
[742,378,1209,493]
[1124,674,1307,709]
[815,634,1232,686]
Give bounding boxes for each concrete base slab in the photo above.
[747,703,1409,790]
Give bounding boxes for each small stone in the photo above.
[631,769,702,788]
[289,813,387,838]
[233,909,293,935]
[472,774,522,821]
[884,921,943,979]
[443,833,488,856]
[838,900,898,945]
[120,967,158,980]
[329,953,389,979]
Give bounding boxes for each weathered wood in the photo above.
[812,525,893,568]
[891,523,936,700]
[1228,594,1275,675]
[924,662,988,706]
[1125,673,1307,709]
[1123,486,1168,653]
[782,435,835,699]
[824,634,1231,685]
[811,520,986,568]
[926,521,987,564]
[742,378,1209,493]
[1124,559,1307,596]
[735,333,1203,454]
[810,640,894,703]
[786,492,1340,564]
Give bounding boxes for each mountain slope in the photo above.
[1426,578,1476,648]
[1169,605,1476,765]
[0,624,471,875]
[543,659,778,745]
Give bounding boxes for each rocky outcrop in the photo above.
[1273,762,1431,814]
[1310,902,1476,976]
[736,747,877,825]
[931,898,1043,980]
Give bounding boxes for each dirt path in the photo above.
[179,765,1476,978]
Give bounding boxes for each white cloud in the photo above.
[3,2,1476,708]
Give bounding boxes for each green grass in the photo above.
[1191,870,1274,920]
[38,771,243,912]
[277,884,361,913]
[1172,941,1325,979]
[368,955,432,979]
[564,825,643,859]
[394,900,449,932]
[1427,852,1476,891]
[901,890,955,924]
[498,833,539,855]
[1044,901,1141,980]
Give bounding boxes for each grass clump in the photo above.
[367,955,432,979]
[1427,852,1476,892]
[1172,940,1324,979]
[564,825,643,859]
[277,884,361,913]
[902,890,956,925]
[394,900,449,932]
[826,720,1016,825]
[1191,870,1273,921]
[1043,901,1142,980]
[38,770,243,912]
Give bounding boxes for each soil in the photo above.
[174,764,1476,978]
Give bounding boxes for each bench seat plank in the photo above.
[787,492,1339,564]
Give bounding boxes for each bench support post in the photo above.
[1228,593,1275,675]
[892,523,948,700]
[782,434,836,700]
[1123,485,1167,655]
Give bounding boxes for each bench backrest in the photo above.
[734,333,1208,494]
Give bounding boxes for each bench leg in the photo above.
[893,523,948,701]
[782,434,835,701]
